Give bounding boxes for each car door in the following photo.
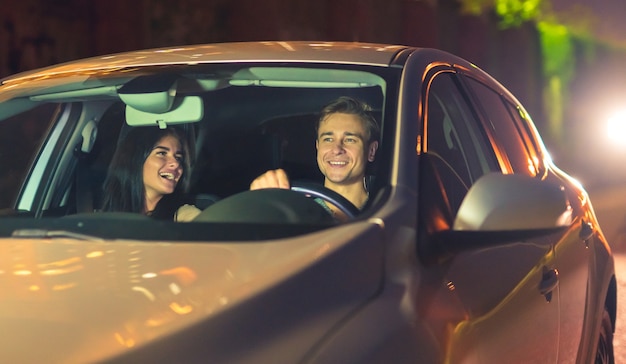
[419,68,560,362]
[463,75,591,361]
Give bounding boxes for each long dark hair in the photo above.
[102,126,193,220]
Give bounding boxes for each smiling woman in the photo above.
[101,126,201,221]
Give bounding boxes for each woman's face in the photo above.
[142,134,184,210]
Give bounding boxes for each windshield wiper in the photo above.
[11,229,104,241]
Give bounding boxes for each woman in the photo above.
[102,126,201,221]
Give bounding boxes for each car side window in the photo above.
[426,72,500,186]
[0,103,58,209]
[503,101,546,176]
[420,72,500,225]
[464,77,539,176]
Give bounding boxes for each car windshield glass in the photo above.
[0,63,399,241]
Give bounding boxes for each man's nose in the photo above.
[330,140,346,153]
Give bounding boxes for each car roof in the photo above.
[2,41,413,85]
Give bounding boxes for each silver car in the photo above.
[0,41,616,363]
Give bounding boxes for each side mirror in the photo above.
[454,173,572,231]
[425,173,572,261]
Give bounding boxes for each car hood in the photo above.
[0,221,385,363]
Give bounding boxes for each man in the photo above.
[250,96,380,219]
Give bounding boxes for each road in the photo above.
[588,185,626,362]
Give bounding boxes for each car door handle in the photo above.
[539,267,559,303]
[579,220,593,245]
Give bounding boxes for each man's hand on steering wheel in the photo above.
[250,169,359,220]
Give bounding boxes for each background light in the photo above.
[607,110,626,147]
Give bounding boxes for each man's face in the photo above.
[315,113,378,188]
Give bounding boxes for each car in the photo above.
[0,41,616,363]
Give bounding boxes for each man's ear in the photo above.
[367,141,378,162]
[315,139,319,150]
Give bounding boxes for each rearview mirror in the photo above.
[118,74,205,128]
[125,96,204,128]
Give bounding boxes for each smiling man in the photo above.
[250,96,379,217]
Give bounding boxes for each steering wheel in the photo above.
[290,181,360,219]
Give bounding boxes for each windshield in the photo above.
[0,63,399,240]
